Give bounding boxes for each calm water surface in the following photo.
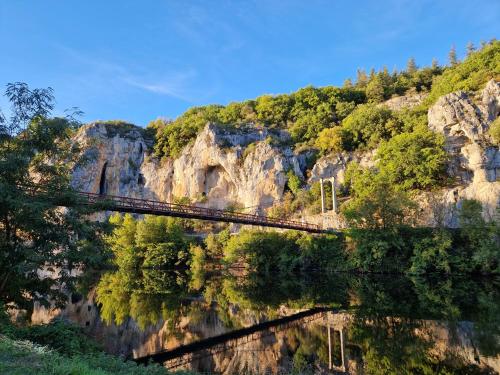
[57,270,500,374]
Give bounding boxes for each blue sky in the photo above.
[0,0,498,126]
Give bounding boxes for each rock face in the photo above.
[72,123,302,213]
[308,80,500,226]
[71,81,499,227]
[381,91,428,111]
[427,79,500,224]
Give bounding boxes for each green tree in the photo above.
[335,101,356,120]
[286,170,303,195]
[431,58,439,70]
[342,165,416,229]
[376,129,448,190]
[466,41,476,56]
[408,230,453,274]
[255,94,292,126]
[448,45,458,66]
[343,78,353,88]
[0,83,107,313]
[106,214,190,270]
[458,200,499,274]
[341,104,402,150]
[356,69,368,87]
[366,77,385,103]
[406,57,417,74]
[315,126,345,154]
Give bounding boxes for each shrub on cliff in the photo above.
[489,117,500,144]
[341,104,403,150]
[376,129,448,190]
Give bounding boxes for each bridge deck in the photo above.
[23,186,325,233]
[78,191,324,233]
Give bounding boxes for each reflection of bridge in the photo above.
[23,185,327,233]
[134,308,349,373]
[134,308,328,368]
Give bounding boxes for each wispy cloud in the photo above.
[121,68,199,102]
[54,44,205,103]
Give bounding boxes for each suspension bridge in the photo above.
[21,185,326,233]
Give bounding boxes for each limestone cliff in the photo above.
[309,80,500,226]
[72,123,302,213]
[71,81,500,227]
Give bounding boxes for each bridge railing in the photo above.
[77,190,321,231]
[18,185,322,232]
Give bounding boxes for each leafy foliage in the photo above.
[341,104,403,150]
[0,83,108,312]
[425,40,500,104]
[489,117,500,144]
[0,334,184,375]
[342,164,416,229]
[376,128,448,190]
[221,230,345,275]
[105,213,191,270]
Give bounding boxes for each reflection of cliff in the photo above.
[31,296,500,375]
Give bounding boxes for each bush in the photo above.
[341,104,402,150]
[408,230,454,274]
[0,335,179,375]
[1,320,102,356]
[286,170,303,194]
[315,126,345,155]
[376,129,448,190]
[489,117,500,144]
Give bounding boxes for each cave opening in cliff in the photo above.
[99,162,108,195]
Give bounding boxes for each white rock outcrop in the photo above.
[308,80,500,226]
[72,123,302,213]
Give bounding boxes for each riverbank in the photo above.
[0,310,194,375]
[0,335,172,375]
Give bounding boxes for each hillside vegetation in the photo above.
[151,41,499,160]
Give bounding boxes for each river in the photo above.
[31,269,500,374]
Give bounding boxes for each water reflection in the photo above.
[50,270,500,374]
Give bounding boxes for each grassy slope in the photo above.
[0,335,192,375]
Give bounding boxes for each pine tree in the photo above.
[466,42,475,56]
[448,45,458,66]
[356,69,368,87]
[343,78,353,88]
[369,68,376,80]
[406,57,417,74]
[366,77,385,103]
[431,58,439,70]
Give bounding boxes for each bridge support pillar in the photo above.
[320,178,326,214]
[327,322,332,369]
[330,177,337,213]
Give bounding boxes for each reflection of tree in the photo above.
[411,276,500,358]
[95,268,190,329]
[215,272,351,313]
[347,275,500,374]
